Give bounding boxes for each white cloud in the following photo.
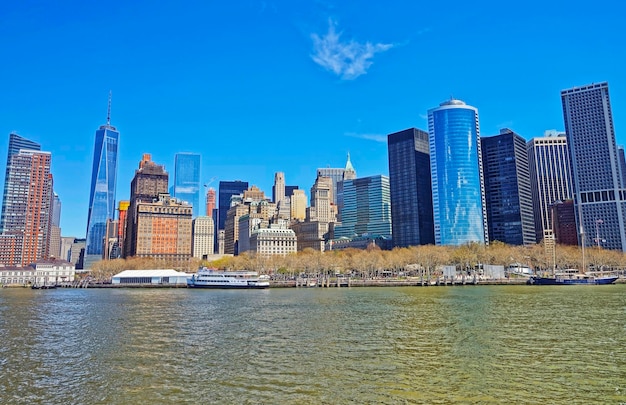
[345,132,387,143]
[311,20,393,80]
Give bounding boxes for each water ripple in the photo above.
[0,285,625,404]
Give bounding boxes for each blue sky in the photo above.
[1,0,625,238]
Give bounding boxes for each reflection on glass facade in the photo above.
[481,129,535,245]
[335,175,391,239]
[173,153,201,218]
[218,181,249,230]
[428,99,487,245]
[85,123,119,256]
[387,128,434,247]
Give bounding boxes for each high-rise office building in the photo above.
[192,216,214,259]
[205,187,216,217]
[51,193,61,227]
[0,150,53,266]
[309,175,336,223]
[1,133,41,232]
[527,131,574,243]
[561,82,626,250]
[132,194,192,264]
[552,199,578,246]
[481,129,535,245]
[317,153,354,210]
[117,200,129,257]
[60,236,75,262]
[428,99,487,245]
[291,189,307,221]
[618,146,626,188]
[124,154,169,258]
[172,152,201,218]
[47,192,62,258]
[272,172,285,205]
[218,180,249,232]
[85,94,119,267]
[387,128,434,247]
[334,175,391,239]
[285,185,299,198]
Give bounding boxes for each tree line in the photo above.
[89,241,626,281]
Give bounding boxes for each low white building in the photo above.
[111,269,191,285]
[0,266,35,286]
[250,226,297,257]
[1,259,75,286]
[32,259,76,286]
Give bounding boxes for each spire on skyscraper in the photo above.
[107,91,112,126]
[344,152,356,180]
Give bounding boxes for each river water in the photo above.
[1,285,624,404]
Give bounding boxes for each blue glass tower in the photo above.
[335,175,391,238]
[172,152,201,218]
[428,99,487,245]
[85,94,119,257]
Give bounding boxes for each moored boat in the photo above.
[527,271,618,285]
[187,269,270,289]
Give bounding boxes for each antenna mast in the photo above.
[107,91,112,126]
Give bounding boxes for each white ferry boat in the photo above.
[187,269,270,289]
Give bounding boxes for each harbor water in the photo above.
[1,285,625,404]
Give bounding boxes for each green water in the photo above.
[1,285,625,404]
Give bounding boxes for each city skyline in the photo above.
[1,1,625,238]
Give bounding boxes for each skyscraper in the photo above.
[336,153,357,222]
[290,189,307,221]
[218,180,249,231]
[272,172,285,205]
[618,146,626,188]
[85,93,119,266]
[387,128,434,247]
[172,152,201,218]
[527,131,574,243]
[192,216,214,259]
[309,175,336,223]
[428,99,487,245]
[317,153,355,208]
[205,187,216,217]
[124,154,169,258]
[335,175,391,239]
[561,82,626,250]
[0,149,53,266]
[481,129,535,245]
[1,133,41,232]
[48,192,62,258]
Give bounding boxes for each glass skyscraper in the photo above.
[428,99,487,245]
[561,82,626,250]
[218,180,249,231]
[334,175,391,239]
[172,152,201,218]
[481,129,535,246]
[85,97,119,258]
[387,128,434,247]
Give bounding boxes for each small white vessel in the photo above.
[187,269,270,289]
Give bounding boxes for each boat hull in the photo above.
[187,283,269,289]
[528,276,618,285]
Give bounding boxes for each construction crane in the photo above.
[204,177,218,217]
[204,176,217,189]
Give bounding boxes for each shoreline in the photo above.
[4,277,625,289]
